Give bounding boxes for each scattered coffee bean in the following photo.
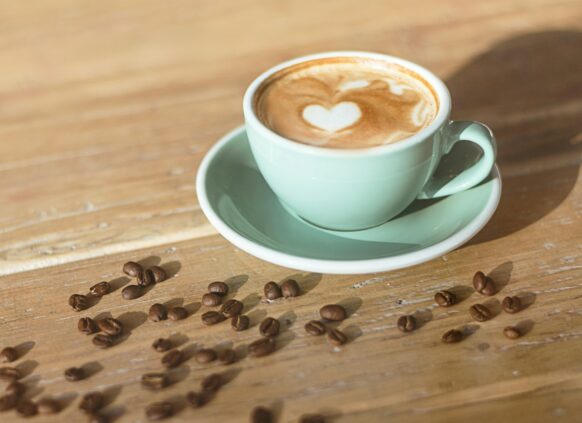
[37,398,60,414]
[186,391,206,408]
[251,406,274,423]
[195,348,217,364]
[264,281,282,300]
[0,347,17,363]
[473,271,496,295]
[218,348,236,365]
[121,285,142,300]
[434,290,456,307]
[168,307,188,321]
[442,329,463,343]
[16,399,37,417]
[137,269,155,287]
[0,394,18,411]
[469,304,492,322]
[208,281,229,296]
[320,304,347,321]
[69,294,89,311]
[201,311,225,326]
[328,328,348,346]
[202,292,223,307]
[146,401,173,421]
[89,413,110,423]
[148,303,167,322]
[221,299,243,317]
[5,381,25,397]
[231,315,250,331]
[141,373,168,390]
[123,261,143,277]
[300,414,326,423]
[150,266,167,283]
[201,373,223,392]
[259,317,280,337]
[78,317,99,335]
[503,326,522,339]
[64,366,84,381]
[79,391,104,414]
[152,338,172,352]
[502,296,522,313]
[161,349,184,368]
[249,337,276,357]
[92,334,115,349]
[97,318,123,336]
[305,320,327,336]
[281,279,300,297]
[397,315,417,333]
[0,366,21,381]
[89,281,111,297]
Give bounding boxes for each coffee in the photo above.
[254,57,437,149]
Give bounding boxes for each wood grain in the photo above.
[0,0,581,422]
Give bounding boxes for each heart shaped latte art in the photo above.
[302,102,362,133]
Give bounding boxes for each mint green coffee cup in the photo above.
[243,51,496,231]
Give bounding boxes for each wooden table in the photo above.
[1,1,581,422]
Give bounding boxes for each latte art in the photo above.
[254,58,438,149]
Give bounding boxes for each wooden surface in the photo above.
[1,1,582,422]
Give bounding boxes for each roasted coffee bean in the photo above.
[503,326,521,339]
[231,314,250,331]
[473,271,496,295]
[37,398,60,414]
[141,373,168,390]
[195,348,217,364]
[397,315,417,333]
[148,303,167,322]
[328,328,348,346]
[123,261,143,277]
[161,349,184,368]
[137,269,155,287]
[263,281,282,300]
[64,367,84,381]
[259,317,280,337]
[434,290,456,307]
[79,392,104,414]
[300,414,326,423]
[97,318,123,336]
[16,399,37,417]
[320,304,347,321]
[0,347,17,363]
[221,299,243,317]
[0,394,18,411]
[168,307,188,321]
[281,279,300,298]
[251,406,274,423]
[218,349,236,365]
[145,401,173,420]
[469,304,492,322]
[0,366,20,381]
[305,320,327,336]
[89,413,110,423]
[442,329,463,343]
[121,285,142,300]
[249,337,276,357]
[186,391,206,408]
[201,373,223,392]
[5,381,25,397]
[201,311,225,325]
[152,338,172,352]
[69,294,89,311]
[92,334,114,349]
[89,281,111,297]
[202,293,222,307]
[502,296,522,313]
[150,266,167,283]
[78,317,99,335]
[208,281,229,296]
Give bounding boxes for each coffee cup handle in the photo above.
[418,121,496,199]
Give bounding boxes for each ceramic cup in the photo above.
[243,51,496,231]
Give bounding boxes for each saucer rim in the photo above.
[196,125,502,275]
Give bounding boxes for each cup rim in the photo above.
[243,51,451,157]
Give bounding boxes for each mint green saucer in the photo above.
[196,127,501,274]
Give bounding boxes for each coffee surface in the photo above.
[254,58,438,149]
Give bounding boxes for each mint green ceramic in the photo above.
[243,51,496,231]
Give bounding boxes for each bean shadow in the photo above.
[234,344,249,360]
[411,308,433,329]
[16,360,38,378]
[165,394,187,415]
[85,294,102,309]
[55,391,77,410]
[269,399,284,423]
[517,292,537,309]
[163,261,182,279]
[137,256,161,269]
[449,31,582,246]
[103,385,123,406]
[342,325,363,343]
[337,297,363,318]
[164,297,184,309]
[224,274,249,298]
[275,331,296,352]
[283,273,322,295]
[241,293,261,313]
[13,341,35,360]
[94,311,113,321]
[109,276,130,293]
[483,298,503,318]
[516,319,535,335]
[22,375,43,399]
[103,405,126,422]
[317,407,343,422]
[181,343,200,361]
[114,311,147,345]
[488,261,513,293]
[168,333,189,348]
[279,311,297,332]
[461,324,480,340]
[166,366,191,386]
[448,286,474,303]
[247,309,268,328]
[81,361,103,379]
[184,301,201,316]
